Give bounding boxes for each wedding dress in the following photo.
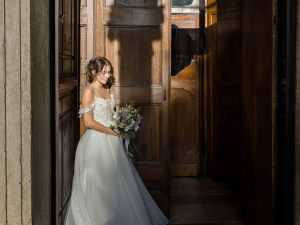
[64,86,169,225]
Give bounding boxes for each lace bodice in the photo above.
[78,87,115,127]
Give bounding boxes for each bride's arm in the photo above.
[81,88,122,136]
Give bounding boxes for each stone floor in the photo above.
[168,176,243,225]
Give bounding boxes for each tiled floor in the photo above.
[168,176,243,225]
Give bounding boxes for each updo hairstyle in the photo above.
[85,56,116,88]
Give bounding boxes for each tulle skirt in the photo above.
[64,128,169,225]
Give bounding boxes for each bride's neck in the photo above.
[92,81,105,90]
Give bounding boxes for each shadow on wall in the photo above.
[106,0,164,162]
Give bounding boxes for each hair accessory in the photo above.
[82,58,92,75]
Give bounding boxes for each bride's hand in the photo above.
[115,132,124,137]
[110,129,124,137]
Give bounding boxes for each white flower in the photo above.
[82,58,92,75]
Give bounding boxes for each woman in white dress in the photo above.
[64,56,169,225]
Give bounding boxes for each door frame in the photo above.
[51,0,59,224]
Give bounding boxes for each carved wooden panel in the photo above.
[205,3,242,180]
[63,0,73,55]
[59,0,76,81]
[105,27,162,86]
[170,14,201,176]
[58,89,78,225]
[103,8,163,26]
[134,105,161,162]
[171,89,196,154]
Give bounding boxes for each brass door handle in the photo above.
[164,89,166,101]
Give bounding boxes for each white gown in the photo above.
[64,86,169,225]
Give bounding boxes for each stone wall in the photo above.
[0,0,51,224]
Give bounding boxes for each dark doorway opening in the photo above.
[276,0,296,224]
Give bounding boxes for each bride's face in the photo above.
[95,65,111,85]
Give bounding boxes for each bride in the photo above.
[64,56,169,225]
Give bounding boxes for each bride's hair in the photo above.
[85,56,116,88]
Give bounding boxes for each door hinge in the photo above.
[199,141,206,156]
[200,35,207,51]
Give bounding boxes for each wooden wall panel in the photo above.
[242,0,276,224]
[218,0,241,12]
[205,3,242,180]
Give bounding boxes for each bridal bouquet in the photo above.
[109,104,143,164]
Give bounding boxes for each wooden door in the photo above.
[204,0,242,180]
[55,0,80,224]
[80,0,171,217]
[170,14,202,176]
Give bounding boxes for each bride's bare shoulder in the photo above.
[81,86,94,107]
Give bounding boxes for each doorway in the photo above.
[169,0,243,224]
[51,0,283,224]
